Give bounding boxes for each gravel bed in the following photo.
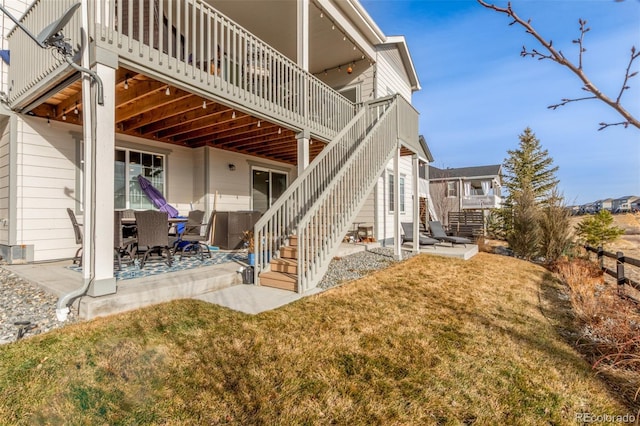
[0,267,79,345]
[0,247,410,344]
[318,247,413,290]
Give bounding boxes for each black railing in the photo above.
[585,245,640,291]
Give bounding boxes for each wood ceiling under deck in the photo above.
[30,67,327,165]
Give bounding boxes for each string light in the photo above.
[202,100,207,109]
[278,127,282,134]
[314,58,369,77]
[62,112,66,121]
[231,110,236,119]
[124,76,129,90]
[257,120,261,127]
[165,86,170,96]
[47,115,50,126]
[74,101,79,115]
[320,11,323,18]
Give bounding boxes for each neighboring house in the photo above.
[427,164,502,224]
[0,0,427,296]
[579,202,596,215]
[594,198,613,213]
[612,196,639,213]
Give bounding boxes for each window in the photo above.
[399,175,406,213]
[388,173,406,213]
[446,181,457,197]
[388,173,394,213]
[114,148,166,209]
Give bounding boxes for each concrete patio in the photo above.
[4,242,477,320]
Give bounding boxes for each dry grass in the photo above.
[0,253,632,424]
[553,258,640,407]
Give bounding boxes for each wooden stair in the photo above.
[258,235,299,292]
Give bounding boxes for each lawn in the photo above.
[0,252,631,425]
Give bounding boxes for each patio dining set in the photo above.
[68,208,216,271]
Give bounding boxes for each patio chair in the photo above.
[120,209,137,238]
[66,208,83,266]
[172,210,214,260]
[400,222,438,247]
[134,210,173,269]
[114,210,137,270]
[428,221,471,247]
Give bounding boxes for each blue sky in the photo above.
[360,0,640,205]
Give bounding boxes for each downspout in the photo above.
[56,0,97,321]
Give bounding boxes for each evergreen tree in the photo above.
[500,127,570,261]
[502,127,559,207]
[575,210,624,248]
[506,185,540,260]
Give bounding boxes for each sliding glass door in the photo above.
[252,168,287,213]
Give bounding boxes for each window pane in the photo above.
[271,172,287,204]
[252,169,269,213]
[388,174,394,212]
[130,151,141,165]
[400,176,405,213]
[114,150,126,209]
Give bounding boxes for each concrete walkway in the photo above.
[5,242,477,320]
[195,285,323,315]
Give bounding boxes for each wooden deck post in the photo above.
[616,251,625,286]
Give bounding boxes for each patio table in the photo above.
[121,216,188,237]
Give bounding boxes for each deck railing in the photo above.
[7,0,82,107]
[8,0,355,139]
[97,0,357,137]
[253,95,401,292]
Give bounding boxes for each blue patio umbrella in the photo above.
[137,174,179,217]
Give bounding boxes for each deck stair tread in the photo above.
[259,271,298,292]
[270,257,298,274]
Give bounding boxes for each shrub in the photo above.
[506,186,540,260]
[575,210,624,248]
[538,190,572,263]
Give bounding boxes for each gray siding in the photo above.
[376,45,412,101]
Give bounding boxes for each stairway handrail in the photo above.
[253,94,396,232]
[294,98,399,290]
[253,96,397,285]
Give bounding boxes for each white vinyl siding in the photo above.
[206,147,294,213]
[352,190,375,235]
[0,115,9,244]
[15,117,79,261]
[376,45,412,101]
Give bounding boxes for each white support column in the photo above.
[83,62,116,297]
[412,154,419,253]
[297,0,309,71]
[297,0,310,133]
[297,130,310,175]
[393,146,401,259]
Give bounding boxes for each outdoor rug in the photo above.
[68,251,248,281]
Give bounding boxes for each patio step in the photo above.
[259,271,298,292]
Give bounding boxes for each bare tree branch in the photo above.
[477,0,640,131]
